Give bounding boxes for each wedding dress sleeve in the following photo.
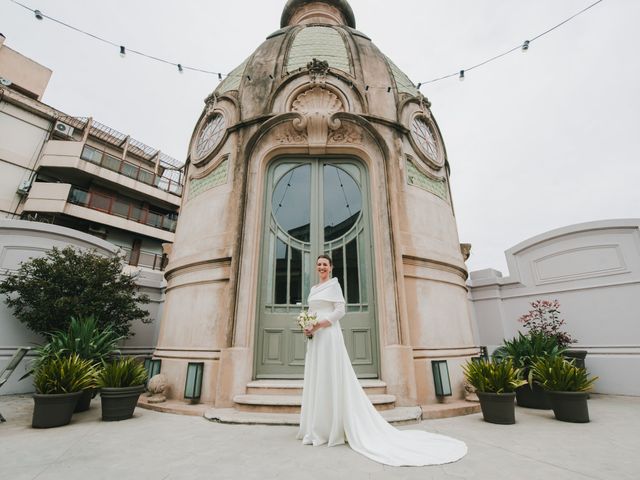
[323,301,345,325]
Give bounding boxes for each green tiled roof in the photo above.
[286,26,351,74]
[216,57,250,93]
[386,57,419,96]
[188,158,229,201]
[406,159,448,201]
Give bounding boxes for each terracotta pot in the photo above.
[547,391,590,423]
[74,389,95,413]
[32,392,82,428]
[516,383,551,410]
[100,385,145,421]
[563,350,588,369]
[477,391,516,425]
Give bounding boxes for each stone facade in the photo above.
[155,0,477,409]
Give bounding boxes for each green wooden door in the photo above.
[255,158,378,379]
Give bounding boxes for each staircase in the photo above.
[233,379,395,414]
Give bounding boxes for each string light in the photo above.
[10,0,604,88]
[417,0,604,87]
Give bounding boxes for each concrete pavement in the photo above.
[1,394,638,480]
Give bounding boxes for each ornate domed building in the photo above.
[154,0,477,413]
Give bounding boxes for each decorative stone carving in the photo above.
[204,93,218,117]
[188,157,229,201]
[328,121,363,144]
[464,381,479,403]
[460,243,472,261]
[275,124,308,144]
[291,86,344,153]
[307,58,330,83]
[147,374,169,404]
[406,158,449,202]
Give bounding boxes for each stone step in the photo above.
[205,406,423,426]
[246,379,387,395]
[233,393,396,413]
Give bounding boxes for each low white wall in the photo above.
[0,220,164,395]
[468,219,640,396]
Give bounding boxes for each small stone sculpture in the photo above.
[147,374,168,404]
[464,381,479,403]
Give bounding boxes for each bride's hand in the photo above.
[304,325,315,337]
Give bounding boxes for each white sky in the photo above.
[1,0,638,274]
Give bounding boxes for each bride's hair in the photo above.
[317,254,333,266]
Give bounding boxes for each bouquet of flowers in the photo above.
[297,310,318,339]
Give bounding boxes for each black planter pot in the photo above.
[477,391,516,425]
[564,350,588,369]
[516,383,552,409]
[547,391,590,423]
[100,385,145,421]
[32,392,82,428]
[74,389,95,413]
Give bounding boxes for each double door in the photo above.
[255,158,378,378]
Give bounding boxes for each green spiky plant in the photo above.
[531,356,598,392]
[33,354,98,394]
[493,332,565,386]
[97,357,148,389]
[39,316,122,363]
[24,317,123,380]
[463,359,527,394]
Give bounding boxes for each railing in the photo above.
[119,246,167,271]
[68,186,177,233]
[80,145,183,196]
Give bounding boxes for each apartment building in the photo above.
[0,33,183,271]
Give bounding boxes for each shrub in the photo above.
[97,358,148,389]
[33,354,98,394]
[531,356,598,392]
[518,300,575,349]
[33,316,123,372]
[0,246,150,338]
[493,332,564,384]
[463,359,526,394]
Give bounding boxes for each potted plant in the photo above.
[463,359,526,425]
[493,332,564,409]
[98,357,148,421]
[36,317,123,412]
[519,300,585,367]
[531,356,598,423]
[32,353,98,428]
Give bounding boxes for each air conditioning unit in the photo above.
[53,121,75,138]
[16,179,32,195]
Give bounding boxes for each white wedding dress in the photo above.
[297,278,467,466]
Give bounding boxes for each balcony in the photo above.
[119,246,167,271]
[23,182,176,242]
[38,141,183,207]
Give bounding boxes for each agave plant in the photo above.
[41,316,123,363]
[462,359,527,394]
[97,357,148,389]
[26,317,123,377]
[33,354,98,394]
[493,332,564,369]
[531,356,598,392]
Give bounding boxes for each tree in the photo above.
[0,246,150,338]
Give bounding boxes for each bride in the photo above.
[297,255,467,466]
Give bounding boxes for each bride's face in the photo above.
[316,258,332,280]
